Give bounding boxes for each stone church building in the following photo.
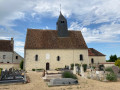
[24,12,106,71]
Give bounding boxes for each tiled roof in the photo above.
[25,29,88,49]
[0,40,13,52]
[88,48,105,56]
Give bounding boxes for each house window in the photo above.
[7,62,9,63]
[16,56,18,59]
[3,55,6,59]
[61,21,64,23]
[57,56,60,61]
[80,54,83,61]
[91,58,94,64]
[35,55,38,61]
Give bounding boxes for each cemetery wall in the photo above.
[24,49,89,71]
[0,63,20,69]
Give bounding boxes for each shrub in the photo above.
[36,69,44,71]
[0,68,3,71]
[20,60,24,70]
[0,69,1,76]
[106,73,117,81]
[115,59,120,68]
[105,67,113,73]
[32,69,35,71]
[82,64,87,72]
[62,71,77,79]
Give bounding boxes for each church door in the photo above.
[46,63,50,70]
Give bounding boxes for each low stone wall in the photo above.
[100,62,115,68]
[0,63,20,69]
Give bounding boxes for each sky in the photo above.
[0,0,120,60]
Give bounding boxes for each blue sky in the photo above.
[0,0,120,60]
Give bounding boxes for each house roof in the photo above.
[25,29,88,49]
[88,48,105,56]
[0,40,13,52]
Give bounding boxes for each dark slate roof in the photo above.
[25,29,88,49]
[88,48,105,56]
[0,40,13,52]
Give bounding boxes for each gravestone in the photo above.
[112,66,120,78]
[0,68,25,84]
[48,78,78,86]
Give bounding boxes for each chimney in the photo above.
[11,38,14,51]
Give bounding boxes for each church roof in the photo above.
[88,48,105,56]
[25,29,88,49]
[0,40,13,52]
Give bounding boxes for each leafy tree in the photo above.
[115,59,120,68]
[20,60,24,70]
[118,57,120,59]
[109,55,117,62]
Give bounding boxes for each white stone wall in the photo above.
[0,63,20,69]
[24,49,89,71]
[0,51,23,64]
[88,56,106,64]
[13,52,23,63]
[0,51,13,63]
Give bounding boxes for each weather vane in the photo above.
[59,0,61,13]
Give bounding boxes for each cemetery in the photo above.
[0,68,26,84]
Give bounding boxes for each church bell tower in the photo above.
[56,12,69,37]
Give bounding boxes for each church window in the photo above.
[35,55,38,61]
[57,56,60,61]
[16,56,18,59]
[61,21,64,23]
[80,54,83,61]
[91,58,94,64]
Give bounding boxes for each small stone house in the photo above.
[24,12,106,71]
[0,38,23,69]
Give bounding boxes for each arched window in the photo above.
[80,54,83,61]
[35,55,38,61]
[57,56,60,61]
[91,58,94,64]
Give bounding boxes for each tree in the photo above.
[115,59,120,68]
[20,60,24,70]
[109,55,117,62]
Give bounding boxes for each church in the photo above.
[24,12,106,71]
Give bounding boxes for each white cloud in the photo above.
[0,0,120,26]
[0,37,10,40]
[14,47,24,57]
[69,21,120,43]
[15,41,24,47]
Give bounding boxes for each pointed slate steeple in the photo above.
[56,12,68,37]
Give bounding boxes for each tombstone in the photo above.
[48,78,78,86]
[99,64,104,71]
[42,70,45,77]
[112,66,120,78]
[80,65,84,77]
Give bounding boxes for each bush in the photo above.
[115,59,120,68]
[0,69,1,76]
[62,71,77,79]
[106,73,117,81]
[70,63,87,72]
[20,60,24,70]
[32,69,35,71]
[82,64,87,72]
[0,68,3,71]
[105,67,113,73]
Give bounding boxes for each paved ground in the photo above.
[0,71,120,90]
